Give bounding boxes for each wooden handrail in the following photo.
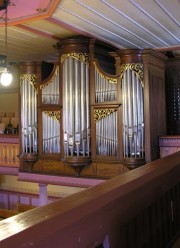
[0,152,180,247]
[0,209,19,219]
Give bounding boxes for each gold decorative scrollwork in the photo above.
[20,74,38,92]
[61,53,90,64]
[40,65,59,90]
[120,63,144,86]
[94,62,117,83]
[94,109,116,122]
[44,111,60,122]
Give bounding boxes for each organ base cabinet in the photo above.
[19,36,167,178]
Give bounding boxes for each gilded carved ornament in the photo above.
[94,109,116,122]
[120,63,144,87]
[94,62,118,84]
[20,74,38,92]
[43,111,60,122]
[61,53,90,64]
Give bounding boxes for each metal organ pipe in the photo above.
[85,64,90,156]
[75,59,80,134]
[74,60,80,156]
[81,62,87,156]
[21,78,25,152]
[68,57,74,138]
[63,59,68,155]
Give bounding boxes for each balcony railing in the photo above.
[0,151,179,247]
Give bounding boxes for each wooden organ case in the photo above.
[19,37,167,178]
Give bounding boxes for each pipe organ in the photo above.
[19,37,167,176]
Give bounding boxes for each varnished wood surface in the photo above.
[159,135,180,158]
[0,134,19,144]
[0,151,179,247]
[0,209,19,219]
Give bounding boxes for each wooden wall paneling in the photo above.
[96,162,124,178]
[42,160,65,173]
[142,50,167,162]
[80,162,98,177]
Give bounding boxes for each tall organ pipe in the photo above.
[75,59,80,133]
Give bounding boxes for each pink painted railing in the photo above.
[0,152,179,247]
